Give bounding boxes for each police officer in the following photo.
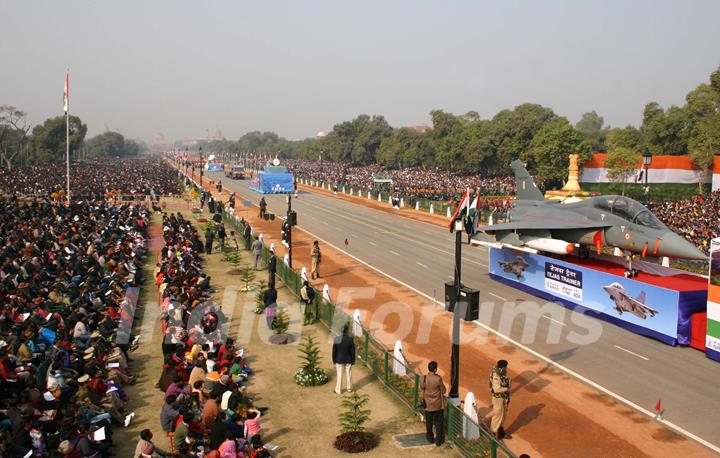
[489,359,511,440]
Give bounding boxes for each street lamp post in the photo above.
[449,217,464,404]
[287,194,293,268]
[642,150,652,200]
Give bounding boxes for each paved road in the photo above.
[211,172,720,449]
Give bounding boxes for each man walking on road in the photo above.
[259,197,267,219]
[251,238,263,270]
[332,324,355,395]
[311,240,321,279]
[421,361,446,446]
[489,359,512,440]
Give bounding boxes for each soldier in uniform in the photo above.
[488,359,512,440]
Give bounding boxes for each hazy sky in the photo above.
[1,1,719,142]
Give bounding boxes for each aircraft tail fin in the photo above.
[636,291,646,304]
[510,160,544,201]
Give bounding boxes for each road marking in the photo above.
[299,200,489,268]
[489,292,507,301]
[390,250,400,256]
[542,315,566,327]
[369,241,377,246]
[614,345,649,361]
[278,225,720,454]
[416,261,428,268]
[185,166,720,455]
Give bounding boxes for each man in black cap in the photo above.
[489,359,511,440]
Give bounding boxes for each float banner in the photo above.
[205,162,223,172]
[249,171,294,194]
[707,238,720,361]
[545,262,583,301]
[489,248,707,345]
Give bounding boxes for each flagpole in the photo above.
[65,70,70,204]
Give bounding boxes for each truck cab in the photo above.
[225,165,245,179]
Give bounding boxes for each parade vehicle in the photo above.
[472,160,707,264]
[225,165,245,179]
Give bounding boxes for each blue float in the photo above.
[249,165,294,194]
[488,247,708,346]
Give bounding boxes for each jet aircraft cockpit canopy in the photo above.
[591,195,667,230]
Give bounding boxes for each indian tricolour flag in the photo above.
[447,188,470,230]
[63,72,69,113]
[707,240,720,358]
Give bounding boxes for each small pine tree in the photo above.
[237,264,256,292]
[253,281,267,314]
[298,335,322,373]
[273,308,290,335]
[338,392,372,435]
[294,335,328,386]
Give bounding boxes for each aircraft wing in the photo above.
[628,298,659,316]
[476,221,613,232]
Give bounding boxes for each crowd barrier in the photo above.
[212,199,515,458]
[174,158,515,457]
[293,176,512,223]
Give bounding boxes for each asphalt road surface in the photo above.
[211,171,720,450]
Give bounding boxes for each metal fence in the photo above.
[183,169,515,458]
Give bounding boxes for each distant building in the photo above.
[150,133,173,153]
[316,131,327,138]
[406,124,432,133]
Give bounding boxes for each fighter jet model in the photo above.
[602,282,659,319]
[471,160,707,260]
[498,256,529,279]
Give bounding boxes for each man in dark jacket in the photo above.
[204,228,214,254]
[259,197,267,218]
[243,224,252,251]
[332,324,355,395]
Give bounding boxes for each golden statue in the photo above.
[545,153,594,201]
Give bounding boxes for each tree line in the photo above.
[0,110,145,169]
[198,65,720,188]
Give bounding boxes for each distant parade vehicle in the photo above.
[472,160,708,262]
[225,165,245,180]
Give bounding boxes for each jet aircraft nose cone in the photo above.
[661,232,708,260]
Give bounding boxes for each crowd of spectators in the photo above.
[648,190,720,253]
[284,159,515,200]
[0,158,180,199]
[0,197,149,457]
[152,212,270,457]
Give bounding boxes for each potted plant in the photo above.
[294,335,328,387]
[334,392,378,453]
[269,308,292,344]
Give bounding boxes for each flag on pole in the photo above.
[634,164,644,183]
[448,189,470,230]
[63,72,69,113]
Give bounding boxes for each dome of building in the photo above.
[316,131,327,138]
